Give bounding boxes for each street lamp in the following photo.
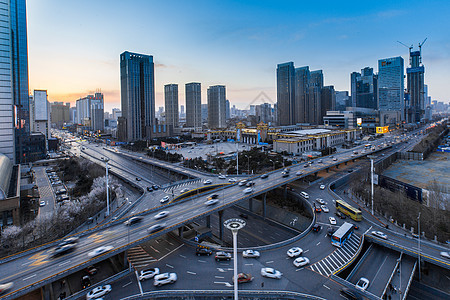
[397,257,402,299]
[101,157,110,216]
[224,218,246,300]
[367,155,377,215]
[269,159,275,171]
[418,212,421,281]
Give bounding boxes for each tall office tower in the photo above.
[249,105,256,116]
[378,57,404,117]
[276,62,295,125]
[294,66,310,123]
[255,103,273,124]
[50,102,70,128]
[351,67,378,109]
[406,48,425,123]
[164,84,179,129]
[75,92,104,131]
[185,82,201,129]
[310,70,324,89]
[90,98,104,132]
[201,104,208,123]
[321,86,335,123]
[207,85,226,128]
[335,91,350,111]
[225,99,230,120]
[112,108,121,120]
[119,51,155,141]
[32,90,50,149]
[307,70,323,124]
[69,107,77,123]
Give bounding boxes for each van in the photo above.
[300,191,309,199]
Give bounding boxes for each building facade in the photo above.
[50,102,70,128]
[351,67,378,109]
[75,92,104,132]
[185,82,201,129]
[294,66,310,123]
[406,50,425,123]
[164,84,179,129]
[119,51,155,141]
[277,62,295,126]
[321,85,335,124]
[335,91,350,111]
[377,57,404,117]
[207,85,226,128]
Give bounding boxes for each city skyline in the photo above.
[27,1,450,113]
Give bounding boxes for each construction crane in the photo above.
[397,40,413,54]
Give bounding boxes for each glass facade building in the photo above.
[185,82,202,129]
[164,84,179,129]
[207,85,226,128]
[276,62,295,126]
[377,57,404,116]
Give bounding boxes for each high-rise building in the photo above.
[225,99,230,120]
[180,105,185,118]
[321,86,335,123]
[32,90,50,150]
[75,92,104,131]
[377,57,404,116]
[335,91,350,111]
[207,85,226,128]
[51,102,70,128]
[119,51,155,141]
[406,48,425,123]
[255,103,273,124]
[112,108,121,120]
[276,62,295,126]
[164,84,179,129]
[185,82,201,129]
[351,67,378,109]
[294,66,310,123]
[69,107,77,123]
[308,70,323,125]
[201,104,208,123]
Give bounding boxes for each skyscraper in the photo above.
[119,51,155,141]
[378,57,404,116]
[308,70,323,125]
[185,82,201,129]
[351,67,378,109]
[164,84,179,129]
[276,62,295,126]
[406,48,425,123]
[32,90,50,150]
[321,86,335,123]
[294,66,310,123]
[207,85,226,128]
[225,99,230,120]
[75,92,104,132]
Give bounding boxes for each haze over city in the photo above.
[28,0,450,112]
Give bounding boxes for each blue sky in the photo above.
[27,0,450,112]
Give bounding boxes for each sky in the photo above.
[27,0,450,113]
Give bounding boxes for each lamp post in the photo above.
[236,142,239,175]
[397,257,402,299]
[367,155,377,215]
[418,212,421,281]
[102,157,110,216]
[224,218,246,300]
[270,159,275,171]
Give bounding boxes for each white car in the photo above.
[316,198,325,205]
[260,267,282,279]
[243,187,253,194]
[154,211,170,220]
[160,196,170,204]
[205,199,219,206]
[293,257,310,268]
[203,180,212,185]
[371,231,388,239]
[321,205,329,213]
[287,247,303,258]
[153,272,177,286]
[40,201,46,207]
[329,217,337,225]
[0,282,13,294]
[228,178,237,182]
[296,171,303,176]
[180,188,190,193]
[218,175,226,179]
[440,251,450,259]
[88,246,113,258]
[86,285,111,300]
[319,184,326,190]
[139,268,160,281]
[356,277,370,291]
[243,250,260,258]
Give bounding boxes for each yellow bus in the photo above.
[336,200,362,221]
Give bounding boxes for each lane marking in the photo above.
[266,260,274,264]
[179,254,187,258]
[323,284,330,290]
[166,264,174,269]
[23,274,36,281]
[58,260,71,267]
[122,281,132,288]
[198,260,207,263]
[245,263,253,266]
[215,276,225,279]
[187,271,197,275]
[316,242,321,246]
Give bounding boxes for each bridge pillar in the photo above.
[206,215,211,228]
[314,172,318,177]
[283,185,288,199]
[345,161,347,165]
[263,193,267,219]
[326,168,329,173]
[178,227,183,238]
[218,210,224,240]
[249,198,253,212]
[336,164,339,169]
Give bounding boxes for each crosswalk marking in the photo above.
[127,246,157,270]
[163,179,202,192]
[309,234,361,277]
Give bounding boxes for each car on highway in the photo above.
[355,277,369,291]
[52,243,76,257]
[371,231,388,239]
[139,268,160,281]
[203,180,212,185]
[86,285,112,300]
[329,217,337,225]
[208,194,219,201]
[293,256,310,267]
[40,201,46,207]
[281,171,289,177]
[333,157,338,161]
[242,250,260,258]
[154,211,170,220]
[160,196,170,204]
[146,187,153,192]
[215,251,232,261]
[312,224,322,232]
[318,159,323,163]
[440,251,450,259]
[59,237,79,246]
[321,205,329,213]
[153,272,177,286]
[314,206,322,213]
[303,163,309,168]
[205,199,219,206]
[260,174,269,179]
[0,282,13,295]
[319,184,326,190]
[296,171,303,176]
[261,267,282,279]
[196,247,212,256]
[135,177,141,181]
[232,273,253,283]
[243,187,253,194]
[287,247,303,258]
[152,185,159,190]
[315,198,325,205]
[148,223,165,233]
[246,181,255,187]
[180,188,190,193]
[88,246,113,258]
[238,180,248,186]
[228,178,237,182]
[81,275,91,289]
[124,216,143,226]
[335,211,346,219]
[218,175,226,179]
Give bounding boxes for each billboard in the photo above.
[357,118,362,126]
[376,126,389,134]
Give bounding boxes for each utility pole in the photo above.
[102,157,110,216]
[418,212,421,281]
[367,155,377,215]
